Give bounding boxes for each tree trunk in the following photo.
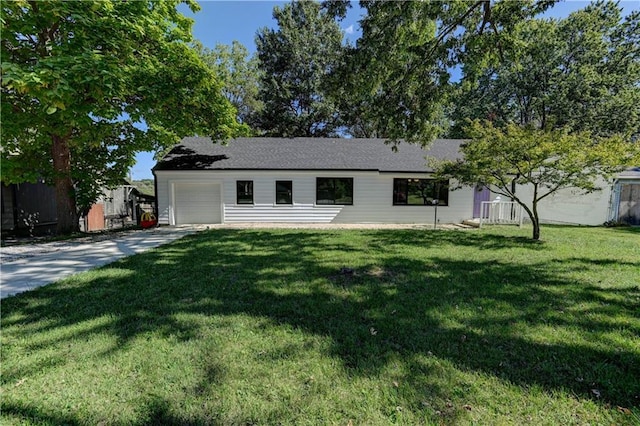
[531,200,541,241]
[518,198,541,241]
[51,134,79,234]
[532,219,541,240]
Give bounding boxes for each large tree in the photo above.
[449,2,640,138]
[195,40,263,129]
[1,0,243,234]
[255,0,344,137]
[341,1,447,143]
[325,0,558,144]
[435,121,640,240]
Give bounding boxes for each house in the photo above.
[153,137,474,226]
[154,137,638,227]
[510,168,639,227]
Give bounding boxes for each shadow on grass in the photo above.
[606,225,640,235]
[555,257,640,268]
[1,402,82,426]
[2,228,639,424]
[361,228,546,252]
[1,399,201,426]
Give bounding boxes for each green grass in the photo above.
[2,226,639,425]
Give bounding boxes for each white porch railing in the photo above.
[479,200,524,227]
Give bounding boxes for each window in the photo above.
[236,180,253,204]
[276,180,293,204]
[316,178,353,205]
[393,178,448,206]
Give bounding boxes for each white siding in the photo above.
[155,172,172,224]
[155,170,474,225]
[513,179,614,226]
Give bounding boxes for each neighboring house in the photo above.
[1,180,156,235]
[130,180,157,220]
[82,183,155,231]
[154,137,638,227]
[513,168,640,226]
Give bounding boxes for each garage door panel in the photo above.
[174,183,221,224]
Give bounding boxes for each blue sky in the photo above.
[130,0,636,180]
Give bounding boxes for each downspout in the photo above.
[152,169,159,222]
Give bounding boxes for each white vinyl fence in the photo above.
[479,200,524,227]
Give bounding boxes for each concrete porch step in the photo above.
[448,223,475,229]
[462,218,481,228]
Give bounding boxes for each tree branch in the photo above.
[478,0,492,35]
[48,19,61,43]
[537,173,577,202]
[490,186,516,200]
[434,1,484,48]
[490,20,505,62]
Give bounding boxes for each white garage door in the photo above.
[174,183,222,224]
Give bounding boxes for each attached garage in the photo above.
[173,182,222,224]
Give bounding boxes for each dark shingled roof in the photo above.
[153,137,464,173]
[618,167,640,179]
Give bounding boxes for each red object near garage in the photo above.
[140,212,157,229]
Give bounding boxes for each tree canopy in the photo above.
[2,0,244,233]
[195,40,263,129]
[450,2,640,138]
[255,0,344,137]
[324,0,559,144]
[335,1,446,142]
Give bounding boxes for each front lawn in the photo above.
[2,226,639,425]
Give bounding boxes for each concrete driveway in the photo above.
[0,226,198,298]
